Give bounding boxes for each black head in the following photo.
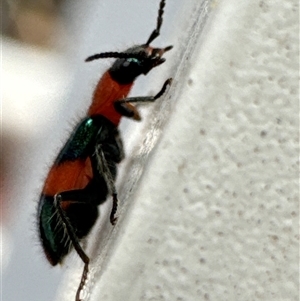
[108,44,172,84]
[85,0,173,84]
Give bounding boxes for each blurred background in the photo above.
[2,1,72,300]
[2,0,64,47]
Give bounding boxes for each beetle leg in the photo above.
[114,78,172,120]
[94,144,119,225]
[54,193,90,301]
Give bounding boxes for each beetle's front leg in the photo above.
[114,78,172,120]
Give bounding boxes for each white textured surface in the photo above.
[58,0,298,300]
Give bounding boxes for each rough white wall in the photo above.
[58,0,298,300]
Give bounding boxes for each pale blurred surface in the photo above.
[2,1,71,301]
[2,37,70,301]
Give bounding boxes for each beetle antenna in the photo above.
[85,52,143,62]
[145,0,166,45]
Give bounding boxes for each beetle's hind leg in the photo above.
[54,193,90,301]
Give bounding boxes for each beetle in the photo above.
[37,1,172,300]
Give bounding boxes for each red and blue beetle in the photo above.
[38,1,172,300]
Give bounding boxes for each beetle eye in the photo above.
[128,57,140,63]
[125,57,141,67]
